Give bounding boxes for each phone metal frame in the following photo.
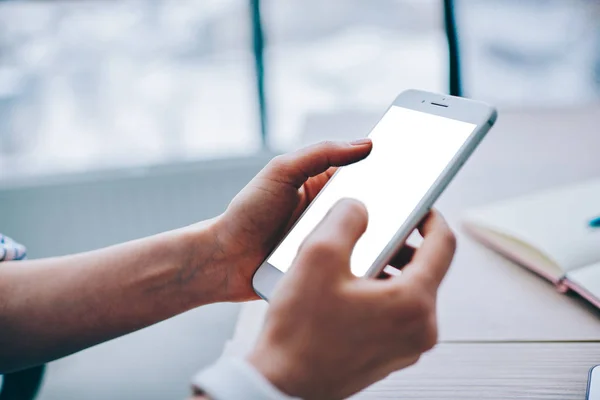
[587,365,600,400]
[253,89,498,301]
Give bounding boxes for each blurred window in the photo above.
[5,1,599,178]
[262,0,447,149]
[0,0,261,178]
[454,0,600,106]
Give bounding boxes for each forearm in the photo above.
[0,219,227,372]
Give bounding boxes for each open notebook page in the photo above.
[464,180,600,274]
[566,262,600,304]
[465,223,564,280]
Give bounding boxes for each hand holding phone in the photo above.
[253,90,497,299]
[213,140,374,302]
[246,201,456,399]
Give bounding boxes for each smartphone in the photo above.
[588,365,600,400]
[252,89,498,300]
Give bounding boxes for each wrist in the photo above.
[175,217,230,306]
[208,215,262,302]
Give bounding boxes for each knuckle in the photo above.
[443,229,457,251]
[317,140,338,150]
[406,354,421,368]
[390,354,421,374]
[418,318,439,352]
[268,154,288,170]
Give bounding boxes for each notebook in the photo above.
[462,180,600,308]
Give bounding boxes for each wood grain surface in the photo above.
[355,343,599,400]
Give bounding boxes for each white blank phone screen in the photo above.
[268,106,477,276]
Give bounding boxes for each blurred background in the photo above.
[2,0,597,178]
[0,0,599,399]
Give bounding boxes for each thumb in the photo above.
[293,199,368,279]
[260,140,372,189]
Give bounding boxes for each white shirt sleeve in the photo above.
[191,357,301,400]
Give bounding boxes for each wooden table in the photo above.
[225,107,600,399]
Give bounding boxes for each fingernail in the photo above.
[350,138,372,146]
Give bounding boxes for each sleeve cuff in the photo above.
[192,357,301,400]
